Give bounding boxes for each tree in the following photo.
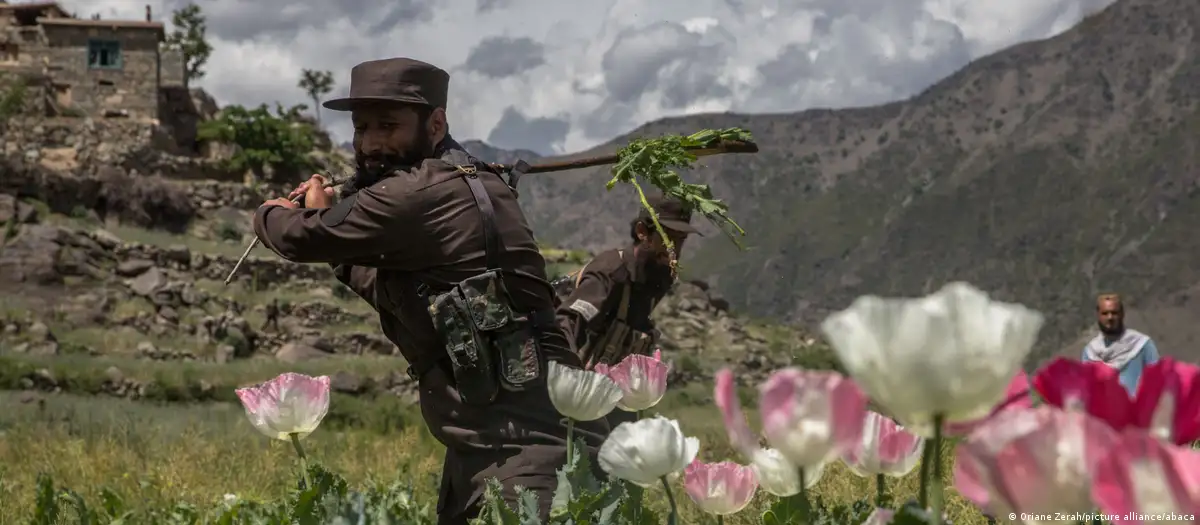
[298,69,335,124]
[196,103,317,183]
[165,3,213,85]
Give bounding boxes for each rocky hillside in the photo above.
[482,0,1200,362]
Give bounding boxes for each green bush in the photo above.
[0,80,27,120]
[197,103,317,183]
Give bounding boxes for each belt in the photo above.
[405,308,557,382]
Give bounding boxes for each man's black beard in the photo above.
[342,128,434,197]
[1099,321,1125,337]
[637,249,675,293]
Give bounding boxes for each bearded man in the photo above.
[252,57,608,524]
[554,194,697,426]
[1082,293,1161,395]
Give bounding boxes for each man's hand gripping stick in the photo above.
[222,173,349,285]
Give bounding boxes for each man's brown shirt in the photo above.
[556,247,669,352]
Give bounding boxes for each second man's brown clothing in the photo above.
[556,247,669,355]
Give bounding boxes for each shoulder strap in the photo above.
[444,149,506,272]
[613,250,632,322]
[615,281,632,322]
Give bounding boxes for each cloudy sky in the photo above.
[59,0,1114,155]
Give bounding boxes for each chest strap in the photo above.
[613,250,632,323]
[444,148,507,272]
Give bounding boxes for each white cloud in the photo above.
[59,0,1115,154]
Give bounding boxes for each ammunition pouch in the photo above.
[426,271,546,406]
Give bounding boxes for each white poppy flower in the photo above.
[598,416,700,487]
[750,448,825,497]
[547,361,623,421]
[234,373,331,440]
[820,282,1044,437]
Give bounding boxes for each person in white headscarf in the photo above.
[1082,294,1160,395]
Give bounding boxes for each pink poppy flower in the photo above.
[592,349,671,412]
[1033,357,1133,430]
[946,371,1034,437]
[235,372,331,440]
[758,367,867,469]
[1092,428,1200,522]
[714,370,823,496]
[683,460,758,516]
[842,411,923,477]
[714,368,760,457]
[1130,358,1200,446]
[954,405,1118,520]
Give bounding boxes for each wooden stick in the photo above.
[487,139,759,174]
[222,174,349,285]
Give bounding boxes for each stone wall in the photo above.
[184,180,289,210]
[0,19,48,119]
[157,86,216,154]
[158,46,184,88]
[3,117,237,180]
[0,20,47,71]
[0,154,197,232]
[38,24,161,118]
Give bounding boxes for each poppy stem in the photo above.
[289,433,312,491]
[660,476,678,525]
[717,516,724,525]
[565,418,576,462]
[798,467,810,512]
[931,414,945,525]
[918,438,934,507]
[875,473,885,506]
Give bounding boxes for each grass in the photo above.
[0,378,992,524]
[0,353,408,401]
[0,392,443,520]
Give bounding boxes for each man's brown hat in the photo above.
[638,193,701,235]
[323,57,449,112]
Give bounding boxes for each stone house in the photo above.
[0,1,188,124]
